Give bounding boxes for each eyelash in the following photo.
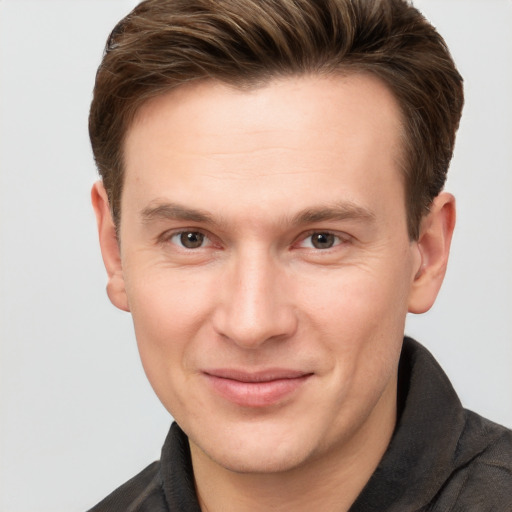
[164,230,213,250]
[297,231,347,250]
[161,229,349,251]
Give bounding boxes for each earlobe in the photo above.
[91,181,130,312]
[408,192,456,314]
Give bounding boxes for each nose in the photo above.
[212,248,298,349]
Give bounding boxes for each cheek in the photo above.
[300,263,410,337]
[127,264,214,333]
[124,268,214,401]
[295,258,412,395]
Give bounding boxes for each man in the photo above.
[88,0,512,510]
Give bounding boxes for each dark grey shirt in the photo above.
[88,338,512,511]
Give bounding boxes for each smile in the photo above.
[203,369,313,408]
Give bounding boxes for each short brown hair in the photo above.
[89,0,463,239]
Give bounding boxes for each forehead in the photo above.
[127,73,404,156]
[122,74,405,225]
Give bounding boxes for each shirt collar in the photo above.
[349,337,466,511]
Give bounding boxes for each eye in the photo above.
[170,231,208,249]
[300,232,342,250]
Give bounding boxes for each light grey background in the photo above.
[0,1,511,511]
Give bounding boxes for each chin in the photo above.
[188,418,318,475]
[205,441,311,475]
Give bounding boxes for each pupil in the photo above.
[312,233,334,249]
[181,232,204,248]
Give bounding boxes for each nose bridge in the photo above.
[214,245,296,348]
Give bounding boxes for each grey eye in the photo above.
[310,232,336,249]
[173,231,206,249]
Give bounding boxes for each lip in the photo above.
[203,369,312,408]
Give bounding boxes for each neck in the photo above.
[190,379,397,512]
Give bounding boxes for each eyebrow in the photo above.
[140,200,376,227]
[291,202,376,226]
[141,202,216,225]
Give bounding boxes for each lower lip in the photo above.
[205,374,311,407]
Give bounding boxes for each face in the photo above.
[98,74,438,474]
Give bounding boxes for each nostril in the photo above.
[212,301,298,349]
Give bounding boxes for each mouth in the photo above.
[203,369,313,407]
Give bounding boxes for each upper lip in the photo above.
[203,368,312,383]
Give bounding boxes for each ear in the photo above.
[91,181,130,312]
[408,192,456,314]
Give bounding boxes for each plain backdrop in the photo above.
[0,1,511,510]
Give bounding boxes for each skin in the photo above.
[93,74,455,511]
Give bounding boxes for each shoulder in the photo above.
[87,461,168,512]
[433,411,512,511]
